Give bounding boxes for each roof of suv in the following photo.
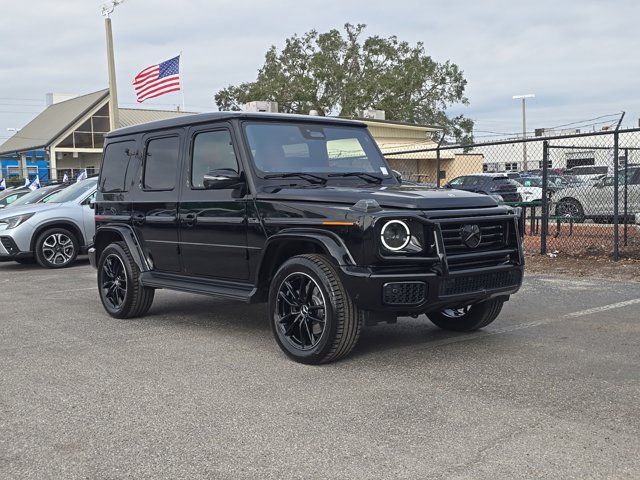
[107,112,367,138]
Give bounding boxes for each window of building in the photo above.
[144,136,180,191]
[56,104,111,149]
[504,162,518,171]
[191,130,238,188]
[538,159,553,169]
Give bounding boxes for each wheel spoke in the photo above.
[274,272,327,351]
[101,254,128,310]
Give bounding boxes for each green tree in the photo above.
[215,23,473,143]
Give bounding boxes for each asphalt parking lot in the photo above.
[0,260,638,479]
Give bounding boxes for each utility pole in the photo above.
[513,94,535,171]
[101,1,125,131]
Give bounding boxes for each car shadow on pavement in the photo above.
[143,295,470,359]
[0,257,90,272]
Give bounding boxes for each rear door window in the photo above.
[99,140,135,193]
[143,136,180,191]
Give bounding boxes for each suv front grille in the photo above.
[441,270,522,296]
[441,221,505,252]
[437,218,516,271]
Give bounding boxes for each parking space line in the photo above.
[406,297,640,351]
[562,298,640,318]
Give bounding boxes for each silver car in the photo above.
[554,167,640,222]
[0,178,97,268]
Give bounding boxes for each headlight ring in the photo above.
[380,219,411,251]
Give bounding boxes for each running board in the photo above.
[139,272,256,303]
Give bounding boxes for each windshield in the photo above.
[8,187,56,207]
[518,177,542,187]
[44,179,97,203]
[244,123,392,178]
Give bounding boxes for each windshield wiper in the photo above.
[264,173,327,185]
[328,172,384,184]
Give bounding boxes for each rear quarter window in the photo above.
[99,140,136,193]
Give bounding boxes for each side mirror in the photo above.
[392,169,402,183]
[203,169,242,189]
[89,198,96,210]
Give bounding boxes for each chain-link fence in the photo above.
[385,128,640,260]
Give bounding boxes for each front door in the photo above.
[178,126,249,280]
[133,132,182,273]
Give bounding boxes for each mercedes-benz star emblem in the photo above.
[461,224,482,248]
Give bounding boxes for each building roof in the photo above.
[0,89,199,156]
[108,111,367,138]
[0,89,109,155]
[118,108,195,129]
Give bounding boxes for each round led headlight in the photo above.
[380,220,411,251]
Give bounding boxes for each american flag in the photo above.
[133,55,181,102]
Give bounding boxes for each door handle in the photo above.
[181,212,197,227]
[132,213,146,226]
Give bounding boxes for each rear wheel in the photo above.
[98,242,155,319]
[269,254,363,364]
[427,298,504,332]
[34,228,79,268]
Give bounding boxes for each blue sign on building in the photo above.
[0,149,50,184]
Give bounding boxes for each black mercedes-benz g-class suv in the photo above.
[90,112,523,364]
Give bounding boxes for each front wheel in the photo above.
[555,198,585,223]
[97,242,155,319]
[427,298,505,332]
[34,228,79,268]
[269,254,363,364]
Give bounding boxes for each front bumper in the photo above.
[340,264,524,313]
[0,235,33,261]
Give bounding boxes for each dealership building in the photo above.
[0,89,480,184]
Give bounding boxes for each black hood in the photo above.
[257,184,499,210]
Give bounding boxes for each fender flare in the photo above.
[256,228,356,285]
[94,224,150,271]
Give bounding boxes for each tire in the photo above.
[269,254,363,364]
[427,298,505,332]
[34,227,79,269]
[555,198,585,223]
[97,241,155,319]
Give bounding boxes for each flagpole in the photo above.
[180,51,185,112]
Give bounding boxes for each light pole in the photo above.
[101,0,125,131]
[513,94,535,171]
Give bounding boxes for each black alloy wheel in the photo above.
[427,298,504,332]
[275,272,327,351]
[269,254,363,364]
[97,242,155,319]
[100,254,128,311]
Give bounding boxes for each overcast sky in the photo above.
[1,0,639,145]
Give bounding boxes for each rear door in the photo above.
[178,124,249,280]
[133,131,183,272]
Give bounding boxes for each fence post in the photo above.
[613,131,619,260]
[541,140,549,255]
[624,147,629,247]
[436,146,441,188]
